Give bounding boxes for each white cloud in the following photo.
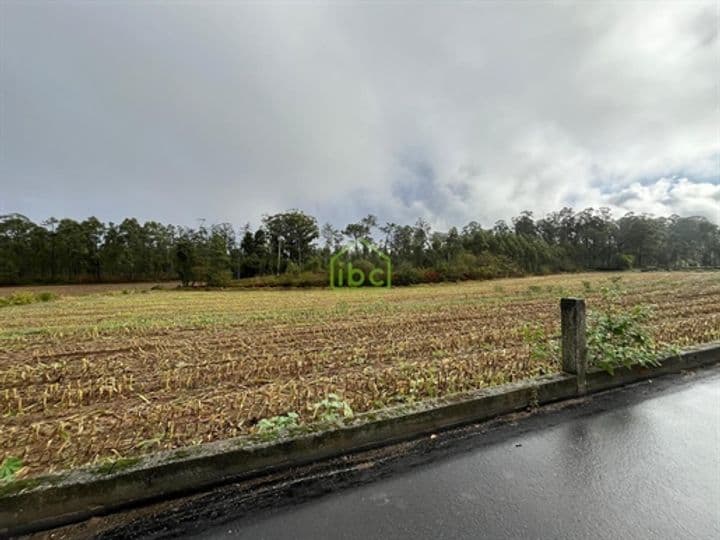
[605,177,720,221]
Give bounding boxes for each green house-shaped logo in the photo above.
[329,239,392,288]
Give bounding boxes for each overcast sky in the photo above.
[1,1,718,230]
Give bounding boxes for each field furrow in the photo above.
[1,271,718,475]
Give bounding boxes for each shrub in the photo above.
[190,264,208,286]
[423,269,442,283]
[392,263,423,285]
[587,285,662,374]
[611,253,634,270]
[289,272,326,288]
[206,269,233,287]
[474,253,523,280]
[285,262,301,275]
[588,306,660,374]
[231,272,327,288]
[302,255,323,273]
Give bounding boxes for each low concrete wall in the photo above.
[1,342,718,535]
[585,343,719,392]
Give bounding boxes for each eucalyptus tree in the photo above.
[263,210,319,268]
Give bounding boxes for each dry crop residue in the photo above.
[1,272,718,476]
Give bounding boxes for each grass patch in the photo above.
[0,291,59,308]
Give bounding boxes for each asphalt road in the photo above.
[198,370,720,540]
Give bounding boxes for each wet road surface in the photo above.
[198,370,720,540]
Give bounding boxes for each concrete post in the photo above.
[561,298,587,393]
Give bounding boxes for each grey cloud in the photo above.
[0,1,718,228]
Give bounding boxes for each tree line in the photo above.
[1,207,718,286]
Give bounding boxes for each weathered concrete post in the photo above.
[560,297,587,394]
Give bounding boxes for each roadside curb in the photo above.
[1,342,718,535]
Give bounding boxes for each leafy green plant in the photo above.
[312,394,353,426]
[521,323,559,363]
[0,456,23,483]
[588,305,660,374]
[256,412,300,438]
[587,285,661,374]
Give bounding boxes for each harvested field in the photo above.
[0,281,178,297]
[1,272,719,477]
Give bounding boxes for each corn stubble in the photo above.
[1,272,718,476]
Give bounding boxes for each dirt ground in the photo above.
[0,282,179,296]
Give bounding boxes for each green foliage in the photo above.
[302,255,324,273]
[206,269,233,288]
[256,412,300,438]
[285,261,301,275]
[175,236,199,287]
[392,262,423,285]
[0,291,58,308]
[253,395,354,440]
[1,207,718,287]
[0,456,23,483]
[233,272,327,288]
[206,231,232,287]
[263,210,320,273]
[521,323,560,364]
[0,292,35,306]
[587,286,661,374]
[312,394,354,426]
[612,253,634,270]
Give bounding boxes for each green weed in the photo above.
[312,394,354,426]
[588,284,661,374]
[256,412,300,439]
[0,456,23,483]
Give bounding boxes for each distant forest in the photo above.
[1,208,718,286]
